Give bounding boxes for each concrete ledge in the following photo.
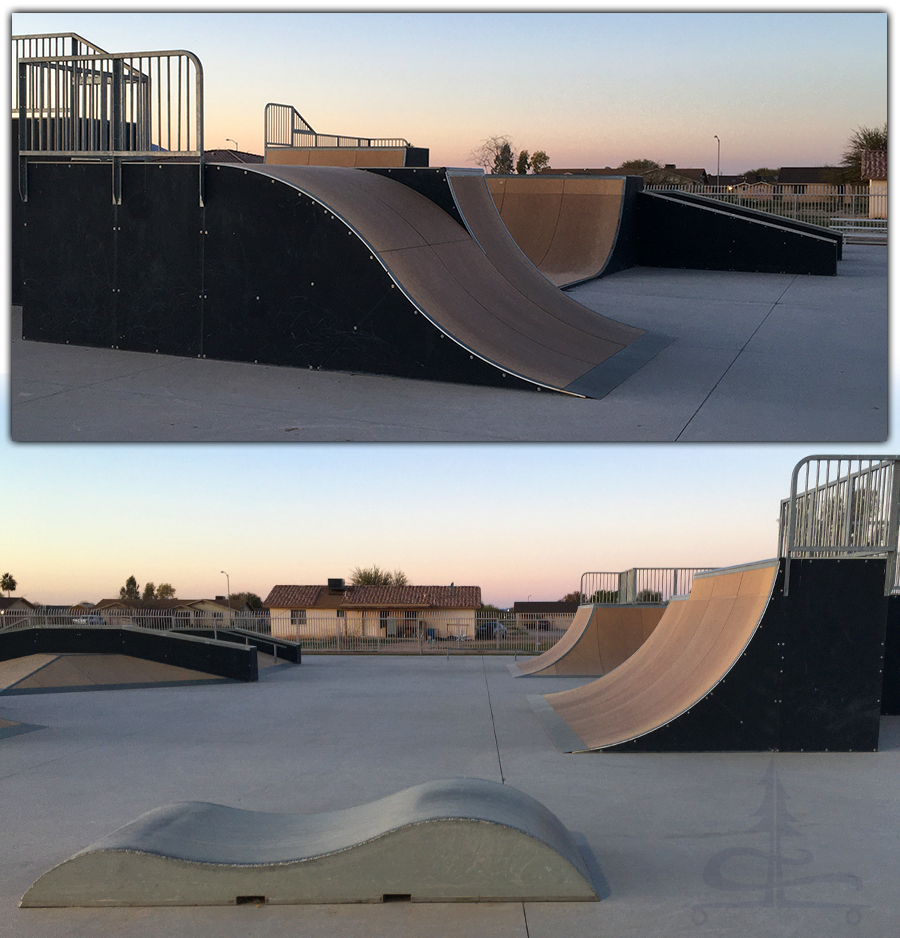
[21,778,598,906]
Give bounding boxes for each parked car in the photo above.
[475,620,507,640]
[72,614,107,626]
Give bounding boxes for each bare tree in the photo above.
[349,565,408,587]
[840,123,887,183]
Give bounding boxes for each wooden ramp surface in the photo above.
[486,175,627,287]
[514,604,666,677]
[530,560,779,751]
[240,165,665,397]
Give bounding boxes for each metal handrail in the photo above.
[17,48,204,204]
[578,567,711,605]
[780,455,900,595]
[264,102,410,151]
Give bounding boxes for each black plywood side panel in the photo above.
[20,163,117,347]
[635,191,838,276]
[883,595,900,715]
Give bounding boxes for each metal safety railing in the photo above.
[645,184,886,241]
[578,567,711,605]
[15,42,204,204]
[264,102,410,152]
[12,33,108,110]
[0,607,575,657]
[779,455,900,595]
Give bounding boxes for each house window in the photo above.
[291,609,306,626]
[336,609,345,618]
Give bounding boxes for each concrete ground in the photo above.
[1,653,897,938]
[9,245,887,443]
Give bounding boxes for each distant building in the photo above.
[264,581,482,640]
[93,597,235,628]
[512,600,578,630]
[0,596,37,626]
[775,167,841,191]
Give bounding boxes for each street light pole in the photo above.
[225,138,238,151]
[714,135,721,189]
[221,570,231,639]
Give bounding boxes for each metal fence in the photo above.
[15,41,204,204]
[0,607,576,657]
[264,102,410,151]
[778,455,900,595]
[644,184,886,241]
[578,567,711,604]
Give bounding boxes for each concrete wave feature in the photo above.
[21,778,598,906]
[513,604,667,678]
[528,561,779,751]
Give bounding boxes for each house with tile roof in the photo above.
[861,150,887,219]
[92,597,236,629]
[0,596,37,627]
[263,581,482,641]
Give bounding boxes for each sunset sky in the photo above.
[3,4,893,609]
[10,7,887,173]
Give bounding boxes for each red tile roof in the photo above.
[264,585,481,609]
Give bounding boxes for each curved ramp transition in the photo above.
[513,604,666,678]
[529,560,778,752]
[240,165,666,398]
[529,557,890,753]
[486,175,638,287]
[21,778,598,906]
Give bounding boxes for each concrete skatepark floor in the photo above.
[8,245,886,443]
[1,654,897,938]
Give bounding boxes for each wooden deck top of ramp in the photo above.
[239,165,666,397]
[514,604,666,677]
[486,175,627,287]
[529,560,779,751]
[22,778,597,906]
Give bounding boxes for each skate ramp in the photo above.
[528,560,779,751]
[528,557,889,752]
[242,165,669,398]
[21,778,598,906]
[513,604,666,677]
[486,175,636,286]
[0,653,238,694]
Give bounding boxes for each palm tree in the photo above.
[1,572,17,597]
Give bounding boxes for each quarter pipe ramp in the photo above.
[486,175,641,287]
[529,557,888,753]
[512,603,666,678]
